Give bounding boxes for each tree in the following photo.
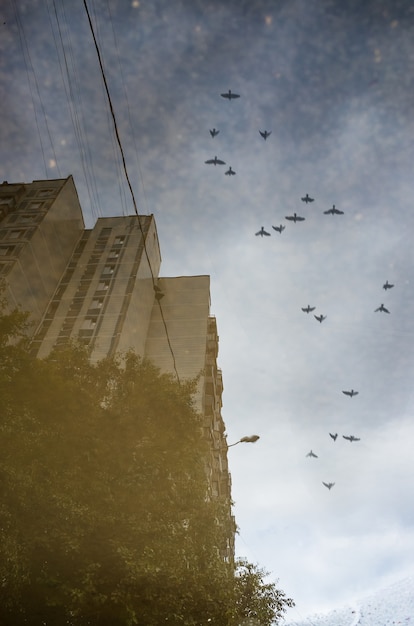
[0,295,294,625]
[234,559,295,626]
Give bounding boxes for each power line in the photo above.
[82,0,181,385]
[12,0,62,179]
[48,0,101,222]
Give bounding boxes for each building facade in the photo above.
[0,175,235,561]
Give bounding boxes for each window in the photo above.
[107,250,119,259]
[28,201,43,210]
[9,230,25,239]
[19,214,38,223]
[97,281,110,291]
[114,236,125,245]
[81,318,97,330]
[102,265,115,275]
[0,196,14,208]
[0,245,14,256]
[99,227,112,238]
[89,298,103,310]
[37,189,54,198]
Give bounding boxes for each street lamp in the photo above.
[227,435,260,448]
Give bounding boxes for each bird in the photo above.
[205,156,226,165]
[306,450,318,458]
[383,280,394,290]
[375,304,390,313]
[329,433,338,441]
[220,89,240,100]
[272,225,285,234]
[285,213,305,223]
[324,205,344,215]
[314,314,326,323]
[225,166,236,176]
[209,128,219,138]
[301,194,314,203]
[302,305,315,313]
[255,227,271,237]
[342,389,359,397]
[259,130,272,140]
[240,435,260,443]
[343,435,360,442]
[323,482,335,490]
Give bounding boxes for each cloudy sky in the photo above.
[2,0,414,618]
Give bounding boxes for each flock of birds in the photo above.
[207,90,396,491]
[204,90,273,176]
[254,194,347,237]
[302,277,395,490]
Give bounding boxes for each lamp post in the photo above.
[227,435,260,448]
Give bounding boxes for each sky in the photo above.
[1,0,414,619]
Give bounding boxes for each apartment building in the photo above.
[0,175,235,560]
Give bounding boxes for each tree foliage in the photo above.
[0,296,294,625]
[234,559,295,626]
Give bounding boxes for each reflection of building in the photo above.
[0,175,234,561]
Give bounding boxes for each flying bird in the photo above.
[259,130,272,140]
[205,156,225,165]
[285,213,305,223]
[225,166,236,176]
[220,90,240,100]
[329,433,338,441]
[272,225,285,234]
[314,314,326,323]
[324,205,344,215]
[375,304,390,313]
[302,305,315,313]
[323,482,335,490]
[383,280,394,290]
[342,389,359,397]
[301,194,314,203]
[306,450,318,458]
[343,435,360,442]
[209,128,219,138]
[255,227,271,237]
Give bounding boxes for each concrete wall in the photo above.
[2,177,84,325]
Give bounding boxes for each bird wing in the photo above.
[215,158,225,164]
[324,209,333,214]
[343,435,351,440]
[285,216,294,221]
[296,216,305,221]
[342,391,351,396]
